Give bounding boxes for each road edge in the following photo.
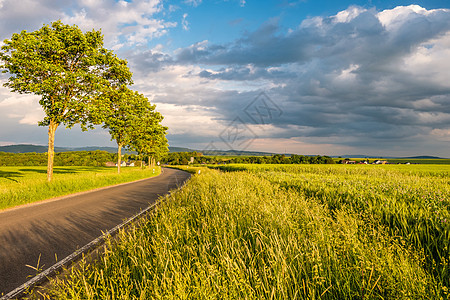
[1,168,191,300]
[0,167,164,215]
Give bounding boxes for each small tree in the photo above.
[130,102,168,169]
[142,128,169,168]
[102,86,148,173]
[0,21,132,181]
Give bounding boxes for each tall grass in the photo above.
[216,164,450,296]
[37,168,442,299]
[0,166,161,210]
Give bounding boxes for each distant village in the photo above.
[338,159,413,165]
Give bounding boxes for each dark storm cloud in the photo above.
[158,5,450,156]
[170,8,449,70]
[173,19,322,66]
[198,66,294,81]
[116,4,450,157]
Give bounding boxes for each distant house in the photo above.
[105,161,115,167]
[113,161,135,167]
[342,160,356,164]
[373,160,388,165]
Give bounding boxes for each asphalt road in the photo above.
[0,167,191,295]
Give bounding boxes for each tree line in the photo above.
[161,152,335,165]
[0,151,335,166]
[0,21,167,181]
[0,151,115,167]
[0,151,157,167]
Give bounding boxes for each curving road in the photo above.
[0,167,191,295]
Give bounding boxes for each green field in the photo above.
[0,166,161,211]
[379,158,450,164]
[333,158,450,164]
[34,164,449,299]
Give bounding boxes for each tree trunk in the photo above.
[148,156,151,168]
[47,120,58,182]
[117,144,122,174]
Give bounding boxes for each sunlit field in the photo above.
[0,166,161,211]
[36,164,449,299]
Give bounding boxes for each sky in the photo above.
[0,0,450,157]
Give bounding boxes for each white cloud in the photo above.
[60,0,173,47]
[18,109,45,125]
[168,4,179,12]
[334,64,359,82]
[377,4,434,30]
[80,0,103,9]
[416,111,450,124]
[182,13,189,31]
[184,0,202,7]
[62,8,97,31]
[1,2,450,156]
[300,16,323,29]
[333,6,367,23]
[401,31,450,87]
[156,103,217,136]
[0,0,174,49]
[0,87,44,126]
[431,128,450,141]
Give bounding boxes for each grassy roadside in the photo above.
[0,166,161,211]
[35,166,446,299]
[164,165,206,174]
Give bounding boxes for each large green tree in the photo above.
[0,21,132,181]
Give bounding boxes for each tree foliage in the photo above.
[1,21,169,177]
[103,86,144,173]
[103,86,168,172]
[161,153,335,165]
[129,103,168,168]
[0,151,117,167]
[0,21,132,181]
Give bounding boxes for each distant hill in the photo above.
[335,154,445,159]
[402,155,443,159]
[0,144,175,154]
[200,149,279,156]
[168,146,279,156]
[0,144,121,153]
[333,154,373,158]
[0,144,67,153]
[1,144,445,159]
[169,146,194,153]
